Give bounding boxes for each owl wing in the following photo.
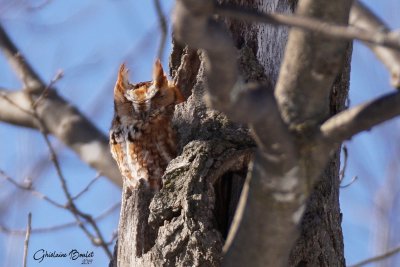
[110,127,150,189]
[110,131,126,174]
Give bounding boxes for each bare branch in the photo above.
[26,0,52,11]
[340,176,358,189]
[174,0,237,112]
[0,202,120,235]
[22,213,32,267]
[25,86,113,258]
[0,169,65,209]
[338,145,359,188]
[339,146,348,182]
[1,80,114,258]
[0,89,37,128]
[350,1,400,88]
[173,0,295,166]
[0,167,112,258]
[215,3,400,51]
[321,91,400,144]
[173,1,315,266]
[0,88,121,186]
[216,1,400,90]
[0,23,121,186]
[32,69,64,108]
[274,1,352,127]
[0,25,43,91]
[348,244,400,267]
[72,173,102,200]
[153,0,168,61]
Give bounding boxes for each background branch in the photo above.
[22,213,32,267]
[350,1,400,88]
[173,0,295,163]
[0,23,121,186]
[0,169,65,208]
[24,88,113,258]
[215,3,400,51]
[0,202,120,235]
[173,1,318,266]
[274,1,352,127]
[349,244,400,267]
[321,91,400,145]
[72,174,102,200]
[0,71,114,258]
[153,0,168,61]
[0,149,113,258]
[0,25,43,91]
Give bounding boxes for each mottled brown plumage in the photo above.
[109,60,184,190]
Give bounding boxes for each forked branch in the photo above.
[173,0,295,164]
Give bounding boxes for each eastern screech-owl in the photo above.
[109,60,184,191]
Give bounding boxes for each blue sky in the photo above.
[0,0,399,266]
[341,0,400,265]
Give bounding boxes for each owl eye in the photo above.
[154,90,164,98]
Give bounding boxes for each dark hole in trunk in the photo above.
[213,168,247,239]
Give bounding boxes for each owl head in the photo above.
[113,60,184,120]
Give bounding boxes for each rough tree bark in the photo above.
[110,0,351,266]
[110,45,254,266]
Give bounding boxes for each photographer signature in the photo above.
[33,249,94,264]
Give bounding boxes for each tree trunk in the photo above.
[110,44,254,266]
[289,44,352,267]
[110,0,350,266]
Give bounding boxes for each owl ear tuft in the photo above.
[153,59,167,88]
[114,63,129,102]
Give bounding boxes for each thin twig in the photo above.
[340,176,358,188]
[0,202,120,235]
[34,113,113,258]
[339,145,348,182]
[0,22,122,185]
[32,69,64,108]
[72,173,102,200]
[153,0,168,61]
[0,163,113,257]
[0,77,113,258]
[0,169,65,208]
[338,144,356,193]
[23,213,32,267]
[21,70,112,257]
[26,0,52,11]
[348,244,400,267]
[107,230,118,246]
[215,3,400,51]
